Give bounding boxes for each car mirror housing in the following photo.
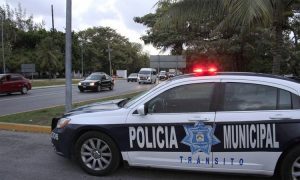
[137,105,147,116]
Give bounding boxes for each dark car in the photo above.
[78,72,114,92]
[0,74,32,95]
[127,73,138,82]
[158,71,168,80]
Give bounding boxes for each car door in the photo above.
[126,79,220,170]
[0,75,7,93]
[213,80,300,174]
[1,75,12,93]
[100,75,108,87]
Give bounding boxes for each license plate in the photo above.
[83,86,86,88]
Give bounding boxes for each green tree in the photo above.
[36,37,63,78]
[157,0,299,74]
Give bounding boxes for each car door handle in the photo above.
[188,116,210,122]
[269,115,292,120]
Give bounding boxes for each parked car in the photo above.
[137,68,157,84]
[51,71,300,179]
[158,71,168,80]
[0,74,31,95]
[127,73,138,82]
[78,72,114,92]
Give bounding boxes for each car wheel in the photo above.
[75,131,120,176]
[138,82,141,84]
[97,85,102,92]
[280,145,300,180]
[21,86,28,94]
[79,89,84,93]
[109,83,114,90]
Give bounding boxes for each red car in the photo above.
[0,74,32,95]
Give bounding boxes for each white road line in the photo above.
[0,92,63,102]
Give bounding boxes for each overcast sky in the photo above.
[1,0,164,55]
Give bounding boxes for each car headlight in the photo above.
[147,77,150,80]
[90,82,95,86]
[78,82,82,85]
[56,118,71,129]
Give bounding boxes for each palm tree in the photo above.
[158,0,297,74]
[36,37,63,78]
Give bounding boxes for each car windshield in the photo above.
[139,71,150,75]
[129,73,137,77]
[86,74,102,80]
[124,80,171,108]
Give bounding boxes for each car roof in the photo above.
[171,72,297,82]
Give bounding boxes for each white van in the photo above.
[137,68,157,84]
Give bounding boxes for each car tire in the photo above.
[109,83,114,90]
[280,145,300,180]
[79,89,84,93]
[97,85,102,92]
[138,82,141,84]
[75,131,120,176]
[21,86,28,94]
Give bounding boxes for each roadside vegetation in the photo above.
[0,92,142,126]
[134,0,300,75]
[31,79,81,88]
[0,3,149,77]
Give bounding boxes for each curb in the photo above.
[0,122,51,134]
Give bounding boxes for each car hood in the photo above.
[80,80,99,83]
[65,99,124,116]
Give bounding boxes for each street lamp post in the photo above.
[107,44,112,76]
[1,14,5,74]
[80,42,84,78]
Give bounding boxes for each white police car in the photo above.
[51,71,300,179]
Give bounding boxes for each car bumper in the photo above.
[138,79,152,83]
[51,126,76,159]
[128,78,137,82]
[78,85,97,91]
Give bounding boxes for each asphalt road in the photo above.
[0,130,275,180]
[0,80,153,116]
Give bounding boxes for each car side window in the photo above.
[292,94,300,109]
[223,83,277,111]
[11,75,22,81]
[278,89,292,110]
[146,83,215,113]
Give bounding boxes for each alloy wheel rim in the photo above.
[292,157,300,180]
[22,87,27,94]
[80,138,112,171]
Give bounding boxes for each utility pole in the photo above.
[81,43,84,78]
[65,0,72,112]
[107,44,112,76]
[1,14,5,74]
[51,5,55,32]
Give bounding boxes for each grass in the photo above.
[0,92,142,126]
[31,79,81,87]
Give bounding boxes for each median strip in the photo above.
[0,91,143,133]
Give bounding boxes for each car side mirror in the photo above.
[137,104,147,116]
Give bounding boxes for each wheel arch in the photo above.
[70,126,124,162]
[274,137,300,175]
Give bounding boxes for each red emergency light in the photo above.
[193,66,217,75]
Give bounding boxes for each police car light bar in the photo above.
[193,66,217,75]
